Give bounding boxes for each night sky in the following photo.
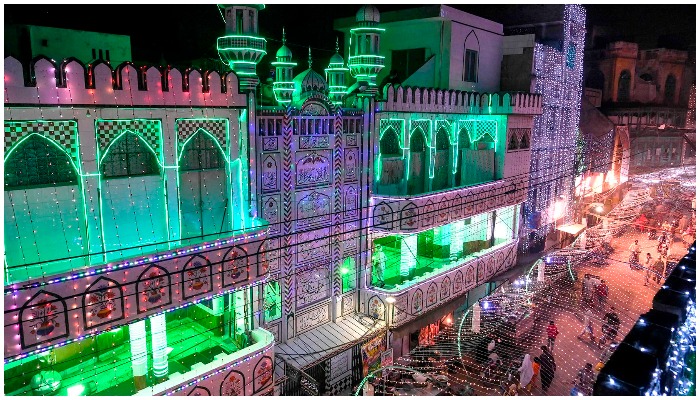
[4,3,696,72]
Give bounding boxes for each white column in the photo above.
[128,320,148,390]
[401,235,417,277]
[150,314,168,381]
[450,220,465,257]
[471,304,481,333]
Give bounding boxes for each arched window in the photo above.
[433,128,451,191]
[456,128,471,186]
[586,68,605,91]
[101,133,160,178]
[5,135,77,189]
[463,31,479,83]
[179,130,229,242]
[508,132,519,151]
[379,128,401,157]
[435,128,450,151]
[664,74,676,105]
[409,130,426,152]
[520,133,530,149]
[179,131,226,171]
[617,70,631,102]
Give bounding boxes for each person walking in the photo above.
[577,307,596,343]
[595,280,608,310]
[652,256,665,284]
[628,240,641,265]
[539,345,556,394]
[518,354,534,393]
[546,320,559,352]
[530,357,541,391]
[372,244,386,287]
[643,252,654,286]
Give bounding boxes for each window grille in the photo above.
[5,135,77,189]
[180,132,226,171]
[101,133,160,178]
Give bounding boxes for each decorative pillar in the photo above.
[128,320,148,391]
[471,303,481,333]
[401,235,417,278]
[150,314,168,382]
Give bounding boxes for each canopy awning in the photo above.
[557,223,586,235]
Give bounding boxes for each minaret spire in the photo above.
[282,26,286,45]
[335,37,339,54]
[308,47,312,69]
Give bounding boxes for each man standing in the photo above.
[546,320,559,352]
[643,252,654,286]
[372,244,386,287]
[539,345,556,394]
[573,363,596,396]
[595,280,609,310]
[628,240,641,265]
[653,256,666,284]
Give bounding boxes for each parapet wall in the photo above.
[4,56,247,107]
[381,84,542,115]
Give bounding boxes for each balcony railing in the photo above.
[217,35,267,52]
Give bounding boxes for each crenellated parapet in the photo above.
[4,56,247,107]
[381,85,542,115]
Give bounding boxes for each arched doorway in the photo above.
[664,74,676,105]
[178,130,230,242]
[408,129,427,195]
[4,134,86,281]
[378,127,403,194]
[100,132,166,261]
[617,70,631,102]
[432,128,451,191]
[456,128,471,186]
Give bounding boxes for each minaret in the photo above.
[325,38,349,106]
[348,5,385,94]
[217,4,267,91]
[272,27,296,106]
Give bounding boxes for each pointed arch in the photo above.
[379,127,401,156]
[82,277,125,329]
[463,30,480,83]
[433,127,451,190]
[4,133,78,189]
[456,128,471,186]
[179,128,227,171]
[101,131,161,178]
[617,70,631,102]
[408,128,427,194]
[409,128,426,152]
[664,74,676,105]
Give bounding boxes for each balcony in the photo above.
[370,175,528,234]
[4,221,271,359]
[217,35,267,72]
[348,55,385,81]
[217,35,267,52]
[370,205,518,291]
[365,240,519,327]
[5,320,274,396]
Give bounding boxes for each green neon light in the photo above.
[219,34,267,41]
[325,67,348,72]
[349,63,385,68]
[234,71,260,76]
[218,47,267,53]
[4,133,80,176]
[271,61,297,66]
[229,60,259,65]
[350,27,386,33]
[348,55,385,60]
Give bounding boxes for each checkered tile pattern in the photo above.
[176,119,228,153]
[5,120,79,164]
[379,119,403,143]
[96,119,162,159]
[326,374,352,396]
[436,119,454,141]
[410,120,431,141]
[475,120,497,142]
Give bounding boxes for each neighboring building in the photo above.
[499,5,588,253]
[4,4,544,397]
[584,42,696,171]
[5,24,131,65]
[334,5,505,92]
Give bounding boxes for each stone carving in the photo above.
[296,152,330,187]
[263,137,278,152]
[262,196,280,234]
[412,289,423,314]
[297,228,330,263]
[19,291,69,349]
[223,246,249,287]
[262,156,279,192]
[296,265,330,308]
[253,356,273,393]
[182,255,212,300]
[344,187,358,219]
[453,270,464,294]
[83,278,124,329]
[299,135,330,149]
[440,277,451,301]
[297,191,331,228]
[400,203,419,231]
[297,304,330,334]
[344,149,358,181]
[373,202,393,230]
[426,283,438,308]
[368,296,385,320]
[137,265,172,314]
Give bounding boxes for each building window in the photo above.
[236,9,243,34]
[179,131,226,171]
[4,135,77,189]
[664,74,676,105]
[617,70,631,102]
[463,50,478,82]
[101,133,160,178]
[391,48,425,82]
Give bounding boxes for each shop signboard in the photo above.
[381,349,393,368]
[361,334,386,377]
